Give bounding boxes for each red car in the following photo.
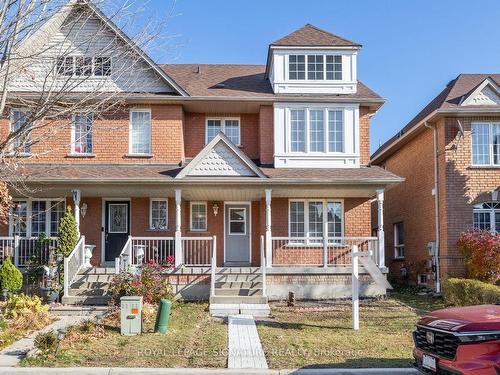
[413,304,500,374]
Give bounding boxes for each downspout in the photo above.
[424,121,441,293]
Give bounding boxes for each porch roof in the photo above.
[3,163,403,185]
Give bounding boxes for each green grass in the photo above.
[21,302,228,368]
[256,290,445,369]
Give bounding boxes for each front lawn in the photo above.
[256,290,445,369]
[21,302,227,368]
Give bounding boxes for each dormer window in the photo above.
[288,54,342,81]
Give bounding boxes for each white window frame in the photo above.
[149,198,168,231]
[417,274,428,285]
[71,113,94,155]
[9,108,32,155]
[190,202,207,232]
[287,199,344,244]
[205,117,241,145]
[394,222,405,259]
[286,107,346,154]
[473,202,500,233]
[228,207,247,236]
[287,53,343,82]
[129,108,152,155]
[471,122,500,167]
[56,56,112,77]
[9,198,65,238]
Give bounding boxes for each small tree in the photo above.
[458,230,500,284]
[0,258,23,292]
[57,206,78,257]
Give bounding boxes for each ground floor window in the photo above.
[394,222,405,259]
[149,199,168,230]
[10,199,65,237]
[190,202,207,231]
[288,200,342,240]
[473,202,500,232]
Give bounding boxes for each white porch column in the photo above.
[71,189,81,237]
[174,189,182,267]
[376,189,385,268]
[265,189,272,267]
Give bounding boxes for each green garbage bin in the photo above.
[154,299,172,333]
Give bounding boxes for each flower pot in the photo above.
[1,289,8,301]
[40,287,59,304]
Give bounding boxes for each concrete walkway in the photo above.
[1,367,420,374]
[0,315,91,367]
[228,315,268,369]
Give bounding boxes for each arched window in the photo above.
[473,202,500,233]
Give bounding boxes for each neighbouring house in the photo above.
[371,74,500,292]
[0,0,402,311]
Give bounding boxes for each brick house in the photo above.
[371,74,500,292]
[0,0,402,308]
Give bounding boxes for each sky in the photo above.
[139,0,500,154]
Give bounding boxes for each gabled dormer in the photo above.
[265,24,360,95]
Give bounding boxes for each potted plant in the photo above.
[39,249,61,304]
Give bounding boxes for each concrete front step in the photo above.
[209,295,267,304]
[73,274,115,283]
[69,288,110,297]
[215,281,262,289]
[69,281,110,290]
[80,267,116,275]
[215,274,262,282]
[61,295,111,305]
[50,305,109,316]
[216,267,261,274]
[210,303,270,317]
[215,288,263,296]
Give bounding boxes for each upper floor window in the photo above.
[206,118,240,145]
[10,199,65,237]
[289,108,344,153]
[10,109,32,154]
[56,56,111,77]
[129,109,151,155]
[289,200,342,240]
[394,222,405,259]
[289,54,342,81]
[473,202,500,233]
[150,199,168,230]
[72,113,93,154]
[471,122,500,166]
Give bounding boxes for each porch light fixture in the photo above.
[212,203,219,216]
[81,202,88,218]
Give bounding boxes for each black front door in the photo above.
[105,201,130,262]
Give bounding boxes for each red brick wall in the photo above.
[359,106,372,165]
[259,105,274,165]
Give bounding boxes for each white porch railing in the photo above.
[63,236,86,297]
[210,236,217,298]
[269,236,379,267]
[260,235,267,297]
[0,236,58,267]
[182,237,214,266]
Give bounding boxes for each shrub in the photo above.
[458,230,500,284]
[0,258,23,292]
[57,206,78,257]
[443,278,500,306]
[4,293,49,319]
[109,261,174,304]
[34,330,59,353]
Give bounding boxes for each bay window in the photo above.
[471,123,500,166]
[72,113,93,154]
[130,109,151,154]
[205,118,240,145]
[289,54,342,81]
[10,199,65,237]
[473,202,500,232]
[288,108,345,153]
[288,200,343,240]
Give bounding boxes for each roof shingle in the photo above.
[271,24,360,47]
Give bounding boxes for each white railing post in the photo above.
[80,236,85,267]
[13,235,19,267]
[322,204,328,268]
[352,244,359,331]
[265,189,272,267]
[64,257,69,297]
[210,235,217,298]
[115,257,120,274]
[376,189,386,268]
[72,189,81,237]
[261,235,267,297]
[174,189,183,268]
